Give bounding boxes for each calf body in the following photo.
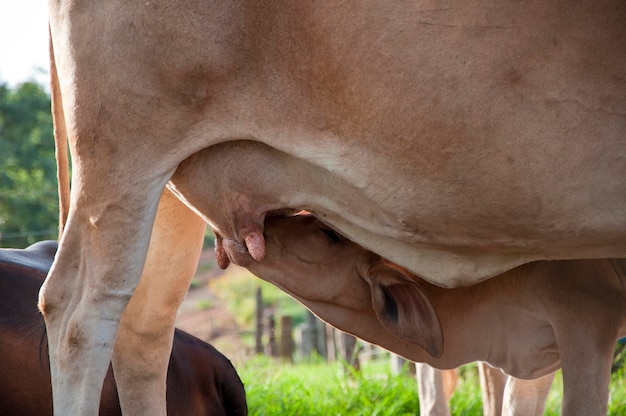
[226,215,626,415]
[0,243,247,416]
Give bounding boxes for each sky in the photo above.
[0,0,49,87]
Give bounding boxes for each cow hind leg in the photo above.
[112,189,206,415]
[477,362,507,416]
[39,177,169,415]
[501,371,554,416]
[559,339,614,416]
[415,363,452,416]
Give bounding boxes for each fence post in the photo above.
[268,313,279,357]
[336,331,360,373]
[255,286,264,354]
[306,311,318,358]
[326,325,336,362]
[280,315,293,362]
[305,311,328,359]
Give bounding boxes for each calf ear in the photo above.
[368,264,443,358]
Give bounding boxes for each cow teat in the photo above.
[214,234,231,269]
[244,231,265,261]
[214,230,265,269]
[221,238,255,267]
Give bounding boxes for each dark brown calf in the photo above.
[0,241,247,415]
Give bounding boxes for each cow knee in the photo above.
[38,273,68,320]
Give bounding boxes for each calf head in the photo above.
[225,214,443,357]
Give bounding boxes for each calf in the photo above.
[0,241,247,416]
[225,215,626,416]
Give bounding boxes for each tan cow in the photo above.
[224,215,626,415]
[43,1,625,414]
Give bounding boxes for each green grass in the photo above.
[240,356,420,416]
[237,357,626,416]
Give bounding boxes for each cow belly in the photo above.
[169,140,626,287]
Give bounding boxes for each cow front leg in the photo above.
[549,261,620,416]
[112,189,206,415]
[39,183,165,415]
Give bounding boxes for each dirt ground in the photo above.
[175,249,252,363]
